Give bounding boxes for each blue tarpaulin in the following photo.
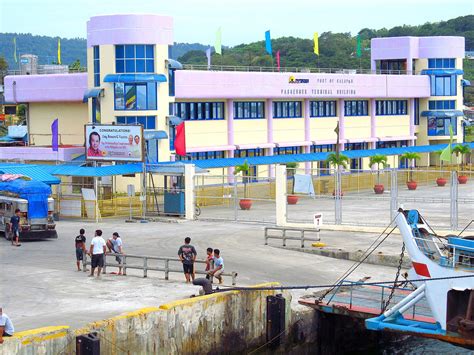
[0,179,51,219]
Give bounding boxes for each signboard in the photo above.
[127,184,135,197]
[313,213,323,228]
[85,124,144,162]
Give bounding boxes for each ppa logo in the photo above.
[289,76,309,84]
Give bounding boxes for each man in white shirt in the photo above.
[0,307,14,344]
[89,229,106,278]
[106,232,124,275]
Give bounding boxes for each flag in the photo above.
[265,30,272,56]
[57,38,61,64]
[276,50,280,71]
[51,118,59,152]
[206,47,211,69]
[174,122,186,156]
[13,37,17,63]
[215,27,222,55]
[356,35,362,58]
[313,32,319,55]
[440,125,454,162]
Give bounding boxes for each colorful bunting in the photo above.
[13,37,17,63]
[356,35,362,58]
[265,30,272,56]
[57,38,61,64]
[313,32,319,56]
[215,27,222,55]
[276,50,280,71]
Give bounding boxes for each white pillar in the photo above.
[275,164,287,226]
[185,164,196,220]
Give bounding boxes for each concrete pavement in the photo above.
[0,218,402,331]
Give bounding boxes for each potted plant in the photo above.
[326,152,350,197]
[435,150,447,187]
[369,154,387,194]
[285,162,299,204]
[453,144,471,184]
[234,160,252,210]
[400,152,420,190]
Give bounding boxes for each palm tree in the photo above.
[234,160,250,198]
[453,144,471,170]
[285,162,298,194]
[400,152,420,182]
[326,152,350,170]
[369,155,387,185]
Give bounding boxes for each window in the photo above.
[428,100,456,110]
[430,75,457,96]
[234,102,265,119]
[376,140,408,149]
[114,83,157,111]
[175,151,225,161]
[273,101,302,118]
[428,58,456,69]
[344,100,368,116]
[116,116,156,129]
[174,102,225,120]
[234,149,264,158]
[310,101,337,117]
[379,60,406,74]
[115,45,154,74]
[168,69,176,97]
[310,144,335,153]
[93,46,100,87]
[414,99,419,126]
[273,146,302,155]
[427,117,457,136]
[169,125,176,151]
[375,100,408,115]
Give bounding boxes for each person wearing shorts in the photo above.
[89,230,106,278]
[178,237,197,283]
[208,249,224,284]
[9,209,21,247]
[75,229,87,271]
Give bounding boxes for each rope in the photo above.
[247,328,288,355]
[214,274,474,293]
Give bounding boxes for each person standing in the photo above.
[75,229,87,271]
[205,247,214,280]
[0,307,14,344]
[106,232,124,275]
[89,230,106,278]
[178,237,197,283]
[9,209,21,247]
[208,249,224,284]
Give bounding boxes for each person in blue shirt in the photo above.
[207,249,224,284]
[9,209,21,247]
[0,307,14,344]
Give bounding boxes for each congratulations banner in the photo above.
[85,124,144,162]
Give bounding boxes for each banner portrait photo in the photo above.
[85,124,144,162]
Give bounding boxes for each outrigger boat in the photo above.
[366,209,474,349]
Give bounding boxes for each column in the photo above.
[371,59,377,73]
[406,56,413,75]
[275,164,287,226]
[184,164,196,220]
[227,99,235,181]
[267,99,275,178]
[409,98,415,147]
[338,99,345,152]
[304,99,311,174]
[370,98,377,149]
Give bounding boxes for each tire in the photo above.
[195,205,201,217]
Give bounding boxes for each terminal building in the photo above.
[2,14,470,185]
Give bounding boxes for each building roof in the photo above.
[0,164,60,185]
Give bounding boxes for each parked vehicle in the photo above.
[0,178,57,240]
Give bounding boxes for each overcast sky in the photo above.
[0,0,472,45]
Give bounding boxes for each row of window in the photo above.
[375,100,408,116]
[234,102,265,119]
[344,100,368,116]
[428,58,456,69]
[273,101,302,118]
[115,44,155,74]
[93,46,100,87]
[429,75,457,96]
[116,116,156,129]
[310,101,337,117]
[274,146,302,155]
[428,117,457,136]
[174,102,225,120]
[175,151,225,161]
[428,100,456,110]
[114,83,157,111]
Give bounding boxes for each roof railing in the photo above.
[6,67,87,76]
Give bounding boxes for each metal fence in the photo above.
[286,168,474,231]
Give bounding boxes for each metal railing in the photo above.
[7,67,87,76]
[182,64,412,75]
[83,252,238,285]
[264,226,321,248]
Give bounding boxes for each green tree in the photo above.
[0,56,8,85]
[453,144,471,170]
[400,152,420,182]
[69,59,82,71]
[234,160,251,198]
[369,155,388,184]
[326,152,350,170]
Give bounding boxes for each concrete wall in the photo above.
[28,102,88,145]
[0,283,305,355]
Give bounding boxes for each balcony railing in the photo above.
[182,64,413,75]
[7,67,87,76]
